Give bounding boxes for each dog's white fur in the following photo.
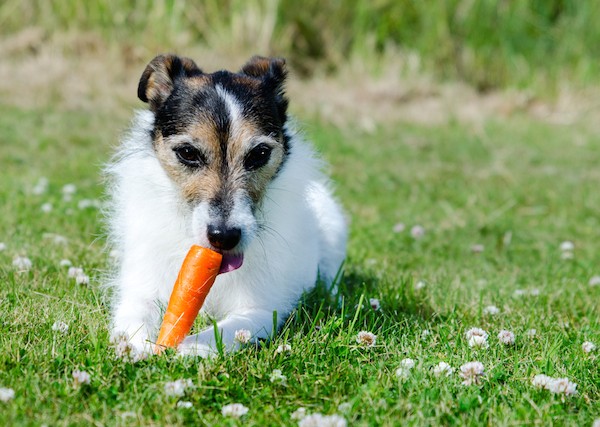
[106,108,347,357]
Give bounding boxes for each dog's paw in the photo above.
[109,330,153,362]
[177,335,218,358]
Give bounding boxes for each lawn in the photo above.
[0,99,599,425]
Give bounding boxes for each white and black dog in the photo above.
[106,54,347,357]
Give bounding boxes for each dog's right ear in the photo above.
[138,54,202,111]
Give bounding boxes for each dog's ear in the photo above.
[138,54,202,111]
[240,56,287,83]
[240,56,289,121]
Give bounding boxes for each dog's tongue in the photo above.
[219,253,244,274]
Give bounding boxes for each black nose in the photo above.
[207,225,242,251]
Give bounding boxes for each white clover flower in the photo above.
[393,222,405,233]
[369,298,381,311]
[177,401,193,409]
[0,387,15,402]
[460,361,485,385]
[589,276,600,287]
[62,184,79,202]
[410,225,425,239]
[269,369,287,385]
[531,374,577,397]
[67,266,90,286]
[593,419,600,427]
[75,273,90,286]
[51,321,69,334]
[547,377,578,396]
[582,341,596,353]
[466,327,489,348]
[483,305,500,316]
[337,402,351,413]
[559,320,570,329]
[465,327,488,340]
[110,332,148,363]
[62,184,77,195]
[414,280,426,291]
[72,370,91,387]
[291,407,308,420]
[395,367,411,379]
[532,374,554,389]
[275,344,292,354]
[68,267,83,277]
[395,358,416,379]
[298,413,347,427]
[356,331,377,347]
[497,330,515,345]
[433,361,454,377]
[59,259,72,267]
[43,233,68,245]
[41,202,53,213]
[468,335,489,349]
[78,199,102,210]
[471,244,484,253]
[12,256,32,272]
[400,358,416,369]
[0,242,6,251]
[559,241,575,252]
[526,329,537,338]
[32,177,49,195]
[221,403,249,418]
[164,379,194,397]
[234,329,252,344]
[513,288,540,298]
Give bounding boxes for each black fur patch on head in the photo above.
[139,55,290,153]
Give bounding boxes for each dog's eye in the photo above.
[174,144,206,168]
[244,143,272,171]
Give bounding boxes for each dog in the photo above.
[105,54,347,357]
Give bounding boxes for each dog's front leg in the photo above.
[111,289,160,356]
[177,308,276,357]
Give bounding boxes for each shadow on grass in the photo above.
[278,263,439,339]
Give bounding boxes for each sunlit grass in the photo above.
[3,0,600,89]
[0,102,599,425]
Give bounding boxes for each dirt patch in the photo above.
[1,27,599,129]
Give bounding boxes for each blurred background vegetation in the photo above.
[2,0,600,92]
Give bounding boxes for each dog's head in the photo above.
[138,54,290,273]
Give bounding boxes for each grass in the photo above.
[1,97,599,425]
[3,0,600,90]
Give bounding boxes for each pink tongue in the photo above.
[219,253,244,274]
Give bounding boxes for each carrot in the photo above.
[154,245,222,353]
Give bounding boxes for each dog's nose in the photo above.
[207,225,242,251]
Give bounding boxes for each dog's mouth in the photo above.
[219,252,244,274]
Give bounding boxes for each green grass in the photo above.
[0,101,599,425]
[3,0,600,90]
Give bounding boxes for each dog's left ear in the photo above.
[241,56,289,121]
[240,56,287,83]
[138,54,203,111]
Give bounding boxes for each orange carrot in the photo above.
[155,245,222,353]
